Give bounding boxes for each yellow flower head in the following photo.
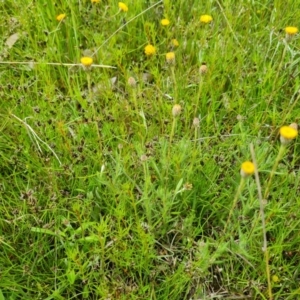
[56,14,66,22]
[166,52,175,64]
[280,125,298,145]
[171,39,179,47]
[285,26,298,35]
[91,0,100,2]
[80,56,93,70]
[118,2,128,12]
[144,44,156,56]
[272,275,280,283]
[161,19,170,26]
[240,161,255,178]
[200,14,213,24]
[172,104,182,117]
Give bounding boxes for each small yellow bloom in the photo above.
[56,14,66,22]
[161,19,170,26]
[272,275,280,283]
[200,14,213,24]
[80,56,93,70]
[166,52,175,64]
[171,39,179,47]
[240,161,255,178]
[91,0,100,2]
[118,2,128,12]
[280,125,298,145]
[172,104,182,117]
[144,44,156,56]
[285,26,298,35]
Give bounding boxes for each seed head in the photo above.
[193,117,200,127]
[172,104,182,117]
[128,76,137,88]
[199,64,208,75]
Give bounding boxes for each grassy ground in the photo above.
[0,0,300,299]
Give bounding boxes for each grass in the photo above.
[0,0,300,299]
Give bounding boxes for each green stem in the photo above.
[170,117,177,144]
[264,145,286,200]
[86,72,102,152]
[223,177,245,234]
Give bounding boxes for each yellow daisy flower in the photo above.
[171,39,179,47]
[161,19,170,26]
[91,0,100,3]
[200,14,213,24]
[144,44,156,56]
[80,56,93,70]
[118,2,128,12]
[56,14,66,22]
[280,125,298,145]
[285,26,298,35]
[166,52,175,64]
[240,161,255,178]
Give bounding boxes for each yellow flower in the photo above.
[172,104,182,117]
[118,2,128,12]
[144,44,156,56]
[56,14,66,22]
[240,161,255,178]
[280,125,298,145]
[272,275,280,283]
[285,26,298,35]
[80,56,93,70]
[200,14,213,24]
[161,19,170,26]
[91,0,100,2]
[171,39,179,47]
[166,52,175,64]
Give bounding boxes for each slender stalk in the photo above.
[86,72,102,152]
[264,144,286,200]
[223,177,245,234]
[250,143,272,300]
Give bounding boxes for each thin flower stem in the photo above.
[86,72,102,152]
[250,143,272,300]
[170,66,177,101]
[195,77,204,115]
[170,118,177,144]
[223,177,245,234]
[264,144,286,200]
[266,42,287,108]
